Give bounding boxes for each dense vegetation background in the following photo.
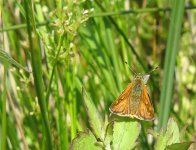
[0,0,195,149]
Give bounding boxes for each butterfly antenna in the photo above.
[124,61,137,75]
[149,66,159,74]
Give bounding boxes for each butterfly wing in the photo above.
[136,85,155,121]
[109,83,133,116]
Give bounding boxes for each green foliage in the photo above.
[71,91,193,150]
[166,142,194,150]
[156,118,180,149]
[71,89,141,150]
[82,88,104,140]
[155,118,193,150]
[0,0,196,149]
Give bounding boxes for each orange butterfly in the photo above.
[109,73,155,121]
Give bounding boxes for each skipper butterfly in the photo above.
[109,73,155,121]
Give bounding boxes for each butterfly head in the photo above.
[134,73,150,84]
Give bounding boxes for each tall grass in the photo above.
[1,1,7,149]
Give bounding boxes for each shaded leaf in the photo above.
[82,88,104,140]
[112,120,141,150]
[69,131,102,150]
[166,142,194,150]
[104,121,114,150]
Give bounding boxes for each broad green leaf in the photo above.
[155,118,180,150]
[82,88,104,140]
[112,120,141,150]
[166,142,194,150]
[0,49,30,72]
[69,131,102,150]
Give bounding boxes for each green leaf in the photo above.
[166,142,194,150]
[155,118,180,150]
[165,118,180,145]
[112,120,141,150]
[82,88,104,140]
[69,131,102,150]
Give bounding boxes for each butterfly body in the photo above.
[109,74,155,121]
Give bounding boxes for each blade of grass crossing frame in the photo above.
[23,0,53,148]
[1,64,7,150]
[0,49,30,72]
[1,1,7,148]
[158,0,185,130]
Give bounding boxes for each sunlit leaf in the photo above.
[112,120,141,150]
[155,118,180,150]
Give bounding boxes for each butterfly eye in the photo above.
[143,75,150,84]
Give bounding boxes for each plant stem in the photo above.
[24,0,53,148]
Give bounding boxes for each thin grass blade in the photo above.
[158,0,185,130]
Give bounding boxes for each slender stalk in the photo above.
[23,0,53,148]
[91,6,196,17]
[0,21,49,32]
[45,34,65,102]
[158,0,185,130]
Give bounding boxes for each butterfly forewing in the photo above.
[109,83,133,116]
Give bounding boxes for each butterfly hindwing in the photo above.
[136,85,155,120]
